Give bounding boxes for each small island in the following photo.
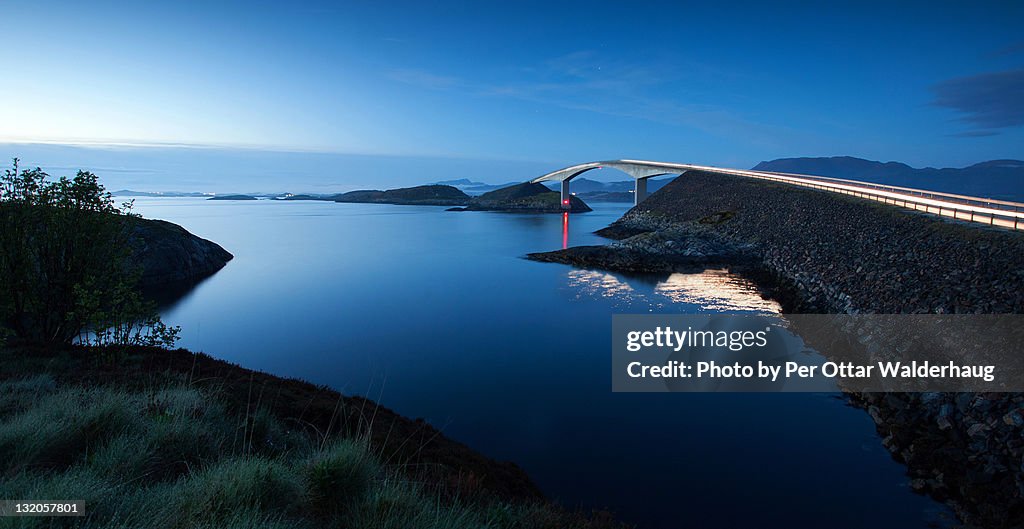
[208,194,258,201]
[331,184,470,206]
[450,182,592,213]
[280,194,328,201]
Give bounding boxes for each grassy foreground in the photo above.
[0,346,625,529]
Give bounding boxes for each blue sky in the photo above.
[1,0,1022,191]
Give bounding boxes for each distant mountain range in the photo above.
[753,157,1024,201]
[539,177,676,202]
[434,176,674,200]
[541,177,674,194]
[434,178,523,195]
[115,157,1024,203]
[113,190,214,197]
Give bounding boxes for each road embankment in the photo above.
[529,170,1024,528]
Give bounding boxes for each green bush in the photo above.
[0,158,178,349]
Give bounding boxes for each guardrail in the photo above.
[740,170,1024,231]
[540,160,1024,231]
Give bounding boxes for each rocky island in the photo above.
[129,217,233,289]
[331,184,470,206]
[528,170,1024,528]
[208,194,258,200]
[451,182,592,213]
[281,184,470,205]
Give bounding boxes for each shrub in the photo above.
[0,158,178,349]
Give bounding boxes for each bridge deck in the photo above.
[531,160,1023,230]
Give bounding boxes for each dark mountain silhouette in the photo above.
[543,177,674,194]
[753,157,1024,200]
[539,176,676,202]
[435,178,476,186]
[433,179,522,195]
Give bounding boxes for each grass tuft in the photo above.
[0,369,625,529]
[0,388,136,472]
[177,456,305,522]
[0,374,57,419]
[305,439,380,515]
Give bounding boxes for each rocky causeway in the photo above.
[528,170,1024,528]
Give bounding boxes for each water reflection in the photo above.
[562,212,569,249]
[143,273,221,312]
[566,268,781,314]
[655,269,782,313]
[566,270,637,302]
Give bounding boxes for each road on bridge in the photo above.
[531,159,1024,231]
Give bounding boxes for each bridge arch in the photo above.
[529,160,686,208]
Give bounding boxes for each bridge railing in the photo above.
[736,170,1024,231]
[757,170,1024,212]
[537,160,1024,231]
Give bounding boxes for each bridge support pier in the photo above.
[561,180,571,210]
[634,178,648,206]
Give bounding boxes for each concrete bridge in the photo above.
[530,159,1024,230]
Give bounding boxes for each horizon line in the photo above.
[0,137,568,167]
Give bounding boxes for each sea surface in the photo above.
[132,197,954,529]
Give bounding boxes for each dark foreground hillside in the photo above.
[0,344,625,529]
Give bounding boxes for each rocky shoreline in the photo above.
[528,170,1024,528]
[529,227,755,272]
[129,217,233,289]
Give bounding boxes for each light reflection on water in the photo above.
[654,269,782,313]
[566,269,637,302]
[566,268,781,314]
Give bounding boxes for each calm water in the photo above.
[133,197,952,529]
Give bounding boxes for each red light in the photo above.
[562,199,569,205]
